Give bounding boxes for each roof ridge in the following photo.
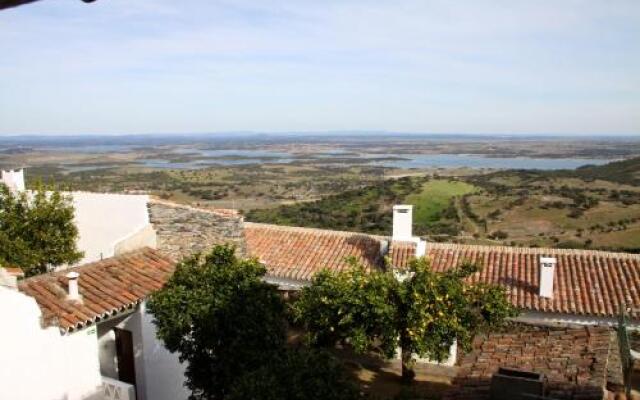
[426,241,640,260]
[245,222,388,240]
[245,223,640,260]
[18,247,167,285]
[149,198,240,217]
[390,240,419,246]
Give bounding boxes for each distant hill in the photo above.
[569,156,640,186]
[479,156,640,186]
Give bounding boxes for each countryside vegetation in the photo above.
[27,163,390,211]
[249,157,640,252]
[16,143,640,253]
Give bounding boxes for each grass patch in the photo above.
[405,180,477,226]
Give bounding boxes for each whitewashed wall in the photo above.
[137,301,190,400]
[72,193,152,264]
[97,303,189,400]
[114,225,157,256]
[0,287,102,400]
[97,314,132,381]
[394,341,458,367]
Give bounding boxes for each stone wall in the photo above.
[443,323,615,400]
[149,200,245,260]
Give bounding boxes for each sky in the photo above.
[0,0,639,136]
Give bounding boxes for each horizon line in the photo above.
[1,131,639,139]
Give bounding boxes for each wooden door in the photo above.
[114,328,136,386]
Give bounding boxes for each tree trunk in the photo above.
[400,344,416,384]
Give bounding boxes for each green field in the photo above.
[405,180,477,227]
[247,177,478,237]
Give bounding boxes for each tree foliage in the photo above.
[228,348,360,400]
[247,176,427,234]
[293,257,518,382]
[147,245,286,400]
[0,183,83,277]
[148,245,360,400]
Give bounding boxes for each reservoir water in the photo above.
[138,150,610,170]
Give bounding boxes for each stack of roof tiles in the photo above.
[443,323,616,400]
[18,247,175,333]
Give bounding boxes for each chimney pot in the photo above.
[66,271,81,301]
[539,257,556,298]
[392,205,413,241]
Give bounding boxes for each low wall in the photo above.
[149,201,245,261]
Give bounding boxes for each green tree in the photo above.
[149,245,362,400]
[147,245,287,400]
[293,257,517,383]
[0,183,83,277]
[228,349,360,400]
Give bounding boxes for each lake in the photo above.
[137,149,610,170]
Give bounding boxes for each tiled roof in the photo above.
[245,222,640,320]
[244,223,385,282]
[388,241,416,268]
[443,324,614,400]
[425,243,640,320]
[18,248,175,333]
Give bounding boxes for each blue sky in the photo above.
[0,0,639,136]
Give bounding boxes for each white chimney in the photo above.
[0,268,18,289]
[1,168,25,192]
[66,271,81,301]
[392,205,413,241]
[539,257,556,298]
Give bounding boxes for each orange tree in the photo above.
[148,245,361,400]
[0,183,82,277]
[292,257,518,383]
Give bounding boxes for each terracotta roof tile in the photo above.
[18,247,175,333]
[245,223,640,320]
[244,223,385,282]
[388,241,416,268]
[425,243,640,320]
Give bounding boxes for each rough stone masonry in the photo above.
[148,200,246,260]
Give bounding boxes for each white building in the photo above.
[0,168,156,265]
[72,192,156,264]
[0,248,188,400]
